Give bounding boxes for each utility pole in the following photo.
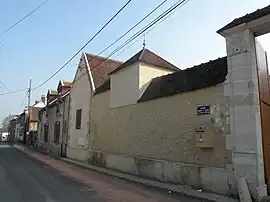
[28,79,32,108]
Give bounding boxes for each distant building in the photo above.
[37,80,71,157]
[8,116,18,141]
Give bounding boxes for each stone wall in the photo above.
[90,85,231,168]
[88,150,237,197]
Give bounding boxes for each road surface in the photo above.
[0,143,201,202]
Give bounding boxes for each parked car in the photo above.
[1,132,9,142]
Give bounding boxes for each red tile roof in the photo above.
[110,48,179,75]
[85,53,122,88]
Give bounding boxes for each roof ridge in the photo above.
[138,48,146,61]
[85,52,123,64]
[142,48,179,70]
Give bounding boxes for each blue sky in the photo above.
[0,0,269,121]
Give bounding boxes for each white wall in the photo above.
[67,56,91,161]
[110,62,175,108]
[110,63,140,108]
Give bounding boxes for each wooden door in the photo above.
[256,39,270,192]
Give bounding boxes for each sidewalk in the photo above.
[14,144,238,202]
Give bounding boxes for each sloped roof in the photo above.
[85,53,122,88]
[217,4,270,33]
[110,49,179,75]
[138,57,228,102]
[94,79,110,95]
[62,80,72,87]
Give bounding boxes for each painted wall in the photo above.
[110,62,175,108]
[91,85,231,168]
[139,63,174,95]
[67,57,91,161]
[15,122,21,140]
[33,101,46,108]
[110,63,140,108]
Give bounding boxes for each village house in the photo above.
[66,52,122,161]
[12,96,46,144]
[86,5,270,200]
[8,116,18,141]
[89,50,232,194]
[37,81,71,157]
[15,114,23,142]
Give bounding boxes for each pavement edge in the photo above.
[13,144,239,202]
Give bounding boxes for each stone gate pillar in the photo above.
[217,5,270,200]
[222,28,267,200]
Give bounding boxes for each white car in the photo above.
[1,132,9,141]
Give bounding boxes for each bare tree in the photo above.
[1,114,17,129]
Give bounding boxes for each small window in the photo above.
[44,124,49,143]
[54,121,60,144]
[75,109,82,129]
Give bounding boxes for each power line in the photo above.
[85,0,168,65]
[15,91,28,114]
[0,0,50,37]
[73,0,189,84]
[0,81,8,91]
[32,0,132,91]
[0,0,189,96]
[0,88,29,96]
[115,0,190,58]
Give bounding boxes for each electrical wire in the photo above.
[84,0,168,66]
[0,0,132,96]
[0,81,8,91]
[0,0,189,95]
[15,91,28,114]
[0,88,29,96]
[115,0,190,58]
[0,0,50,37]
[72,0,189,85]
[31,0,132,91]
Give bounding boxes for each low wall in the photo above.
[37,142,61,157]
[88,150,237,197]
[66,146,89,162]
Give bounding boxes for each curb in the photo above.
[62,159,238,202]
[14,145,239,202]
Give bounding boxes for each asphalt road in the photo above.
[0,143,201,202]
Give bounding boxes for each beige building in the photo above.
[89,49,237,196]
[87,5,270,200]
[37,81,71,157]
[66,53,122,161]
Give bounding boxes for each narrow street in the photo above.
[0,144,201,202]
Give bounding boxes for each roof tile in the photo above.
[109,48,179,75]
[86,53,122,88]
[138,57,228,102]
